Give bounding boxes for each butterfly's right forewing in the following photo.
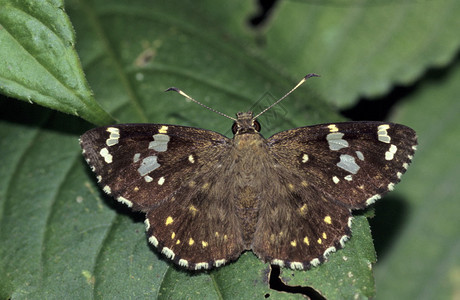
[81,124,222,208]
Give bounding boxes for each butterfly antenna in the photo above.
[253,73,319,120]
[165,87,237,121]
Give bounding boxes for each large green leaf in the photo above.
[0,0,113,125]
[1,0,459,299]
[262,0,460,107]
[372,59,460,299]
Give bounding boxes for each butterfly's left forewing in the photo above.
[267,121,417,209]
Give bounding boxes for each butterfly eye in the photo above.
[232,122,238,134]
[253,120,261,132]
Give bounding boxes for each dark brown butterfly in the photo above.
[80,74,417,270]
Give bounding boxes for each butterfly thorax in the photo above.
[230,112,271,247]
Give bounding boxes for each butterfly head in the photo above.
[232,112,261,135]
[167,74,319,137]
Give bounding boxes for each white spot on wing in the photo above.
[326,132,348,151]
[271,259,285,267]
[214,259,226,267]
[326,132,349,151]
[161,247,175,259]
[356,151,364,161]
[149,236,159,247]
[332,176,340,184]
[144,175,153,182]
[144,219,150,231]
[106,140,118,147]
[385,144,398,160]
[290,262,304,270]
[117,196,133,207]
[195,262,209,270]
[188,154,195,163]
[179,259,189,267]
[106,127,120,146]
[388,182,395,191]
[158,176,165,185]
[324,246,336,258]
[378,124,391,143]
[310,258,321,267]
[302,153,309,163]
[347,216,353,228]
[366,194,381,206]
[149,134,170,152]
[340,235,349,247]
[138,155,160,176]
[133,153,141,163]
[103,185,111,194]
[107,127,119,134]
[99,147,113,163]
[337,154,360,174]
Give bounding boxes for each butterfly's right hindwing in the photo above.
[80,124,247,269]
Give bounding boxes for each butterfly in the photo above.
[80,74,417,270]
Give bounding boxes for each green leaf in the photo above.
[373,59,460,299]
[1,0,459,299]
[0,0,113,125]
[261,0,460,107]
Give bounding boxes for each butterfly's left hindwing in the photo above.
[249,121,417,269]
